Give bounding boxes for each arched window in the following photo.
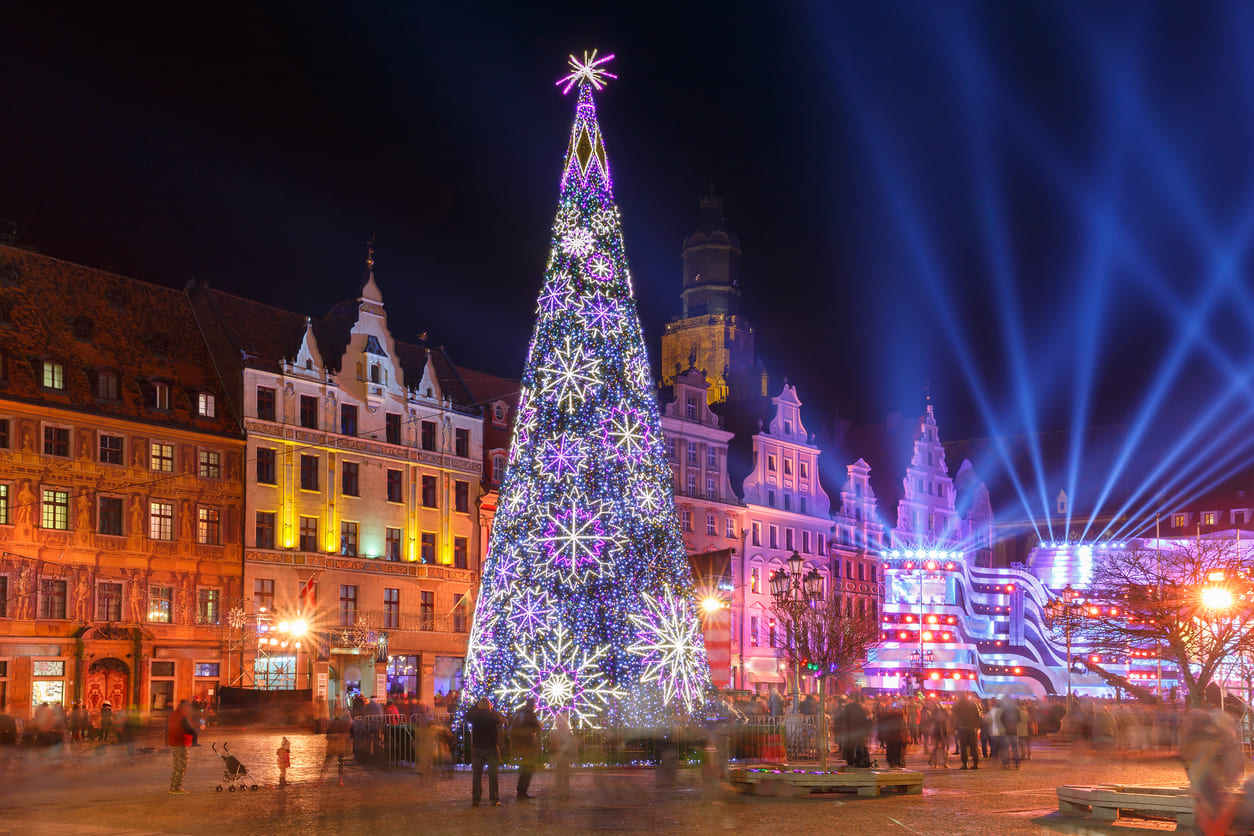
[371,364,381,384]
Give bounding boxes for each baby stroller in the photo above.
[213,742,259,792]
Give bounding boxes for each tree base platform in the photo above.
[730,765,924,797]
[1056,784,1214,830]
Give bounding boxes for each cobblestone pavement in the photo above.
[0,731,1197,835]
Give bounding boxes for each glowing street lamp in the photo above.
[1201,585,1234,611]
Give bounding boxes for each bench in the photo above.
[731,765,924,797]
[1057,784,1205,829]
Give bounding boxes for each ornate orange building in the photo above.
[0,245,244,718]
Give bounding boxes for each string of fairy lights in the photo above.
[461,53,712,728]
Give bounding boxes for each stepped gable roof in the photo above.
[202,287,475,409]
[0,244,240,436]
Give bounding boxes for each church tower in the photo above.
[659,190,762,404]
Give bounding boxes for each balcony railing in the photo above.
[331,608,468,634]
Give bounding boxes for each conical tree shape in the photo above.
[462,59,712,727]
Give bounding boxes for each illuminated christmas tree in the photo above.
[462,52,712,727]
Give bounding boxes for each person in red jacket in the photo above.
[168,700,196,794]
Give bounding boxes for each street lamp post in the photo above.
[770,551,825,764]
[1045,584,1080,708]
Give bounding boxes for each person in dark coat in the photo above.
[879,702,907,767]
[842,699,872,768]
[465,696,506,807]
[509,697,543,799]
[954,692,982,770]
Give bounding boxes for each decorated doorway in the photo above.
[85,658,129,711]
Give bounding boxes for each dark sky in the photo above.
[4,2,1254,528]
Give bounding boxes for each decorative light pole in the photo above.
[1045,584,1081,706]
[770,551,825,764]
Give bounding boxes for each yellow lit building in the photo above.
[189,259,480,716]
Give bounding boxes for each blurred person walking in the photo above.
[999,697,1021,769]
[466,696,506,807]
[509,697,542,800]
[549,713,577,800]
[955,693,981,770]
[322,712,353,785]
[167,700,196,794]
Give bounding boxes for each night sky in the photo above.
[4,2,1254,527]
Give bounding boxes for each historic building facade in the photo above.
[0,245,244,718]
[659,366,743,687]
[659,192,765,405]
[189,258,481,716]
[736,384,838,692]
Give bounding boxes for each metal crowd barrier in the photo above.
[346,713,822,770]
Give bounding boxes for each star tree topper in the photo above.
[557,49,617,94]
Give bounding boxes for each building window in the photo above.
[0,577,6,617]
[687,442,698,464]
[767,455,776,472]
[784,459,793,476]
[299,516,318,551]
[707,446,717,467]
[769,525,779,549]
[768,618,777,648]
[255,511,275,548]
[419,591,434,630]
[685,397,696,420]
[750,615,759,647]
[340,521,358,556]
[339,585,357,626]
[341,462,360,497]
[706,477,717,499]
[254,578,275,613]
[751,522,761,547]
[43,426,70,457]
[256,386,276,421]
[750,567,761,594]
[148,586,173,623]
[96,581,123,622]
[454,593,469,632]
[800,462,808,479]
[420,421,436,451]
[256,448,276,484]
[454,536,468,569]
[198,450,221,479]
[802,530,811,554]
[0,484,7,525]
[386,527,401,562]
[421,475,437,508]
[768,490,775,508]
[725,517,735,539]
[784,494,792,511]
[420,532,436,563]
[706,513,716,535]
[800,496,806,514]
[455,481,469,513]
[41,361,65,390]
[818,534,827,556]
[385,412,401,445]
[150,442,174,472]
[386,469,403,503]
[340,404,358,436]
[1204,512,1216,526]
[96,370,120,400]
[383,588,400,629]
[42,489,69,530]
[492,454,506,483]
[198,392,216,418]
[1172,514,1186,528]
[99,497,123,536]
[98,434,123,465]
[39,578,67,619]
[153,381,170,410]
[785,528,794,550]
[198,588,220,625]
[299,395,318,429]
[0,419,8,449]
[300,455,319,491]
[870,565,877,583]
[198,507,221,545]
[681,509,692,531]
[668,438,676,461]
[685,472,696,496]
[455,427,470,458]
